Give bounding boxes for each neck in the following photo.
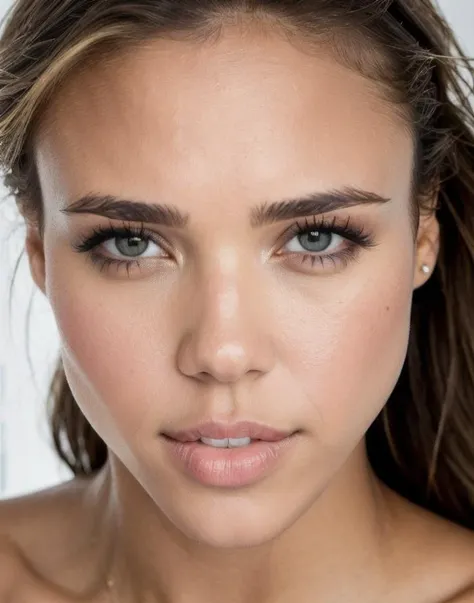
[86,443,400,603]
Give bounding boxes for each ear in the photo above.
[413,207,440,290]
[25,222,47,296]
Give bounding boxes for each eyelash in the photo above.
[280,215,375,269]
[72,216,376,276]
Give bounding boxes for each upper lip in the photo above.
[162,421,294,442]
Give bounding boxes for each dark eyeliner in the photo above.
[72,221,167,274]
[72,221,156,253]
[284,215,375,248]
[72,215,376,276]
[280,215,377,270]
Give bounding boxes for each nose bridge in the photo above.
[176,246,274,383]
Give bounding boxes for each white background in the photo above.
[0,0,473,499]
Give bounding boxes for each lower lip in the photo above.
[162,436,295,487]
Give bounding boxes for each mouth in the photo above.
[161,421,299,488]
[162,420,295,443]
[195,436,254,448]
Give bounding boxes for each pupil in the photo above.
[116,236,148,257]
[301,230,331,252]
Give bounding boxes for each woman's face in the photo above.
[31,27,434,547]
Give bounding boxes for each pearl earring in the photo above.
[421,264,430,274]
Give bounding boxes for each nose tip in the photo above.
[177,328,274,385]
[199,342,250,382]
[175,264,275,384]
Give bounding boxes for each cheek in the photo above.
[283,263,413,444]
[45,228,414,457]
[46,257,172,439]
[279,240,413,448]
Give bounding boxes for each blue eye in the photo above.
[72,222,168,274]
[102,234,163,259]
[279,215,376,270]
[72,215,376,277]
[285,229,343,254]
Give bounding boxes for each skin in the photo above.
[2,20,474,603]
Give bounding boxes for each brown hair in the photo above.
[1,0,474,527]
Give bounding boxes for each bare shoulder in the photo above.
[441,579,474,603]
[420,519,474,603]
[447,587,474,603]
[0,476,89,543]
[0,536,26,600]
[385,488,474,603]
[0,477,92,599]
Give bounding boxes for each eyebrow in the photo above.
[61,187,391,228]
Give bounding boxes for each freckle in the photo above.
[385,306,390,312]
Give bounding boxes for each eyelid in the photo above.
[72,221,169,255]
[278,214,374,249]
[73,213,376,276]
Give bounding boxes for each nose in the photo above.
[176,265,275,385]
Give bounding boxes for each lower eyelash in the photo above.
[286,215,374,248]
[285,215,375,268]
[89,255,141,276]
[299,245,359,269]
[73,221,156,253]
[73,221,162,275]
[74,215,375,275]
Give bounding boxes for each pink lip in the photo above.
[161,421,298,488]
[162,420,293,442]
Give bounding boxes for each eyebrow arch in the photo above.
[61,186,390,228]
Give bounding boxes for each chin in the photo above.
[155,487,311,549]
[178,510,290,549]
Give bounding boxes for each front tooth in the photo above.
[200,437,252,448]
[228,437,251,447]
[200,437,229,447]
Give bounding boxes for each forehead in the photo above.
[34,29,413,212]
